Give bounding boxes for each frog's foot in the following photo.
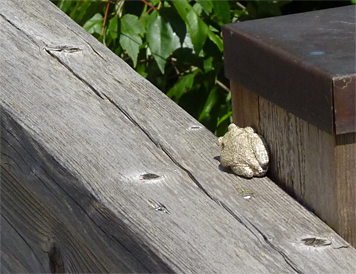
[231,165,254,178]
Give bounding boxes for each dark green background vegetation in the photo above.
[52,0,354,136]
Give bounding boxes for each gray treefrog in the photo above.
[217,124,269,178]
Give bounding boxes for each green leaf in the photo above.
[167,70,199,101]
[120,14,145,67]
[203,57,213,72]
[69,2,81,20]
[160,7,187,45]
[108,17,119,40]
[193,3,203,15]
[83,13,103,35]
[136,63,148,78]
[199,87,220,122]
[182,32,194,49]
[71,1,103,25]
[173,1,208,54]
[212,1,231,24]
[147,12,180,73]
[151,0,161,5]
[232,9,248,22]
[217,111,232,127]
[226,91,231,102]
[121,14,145,36]
[141,7,158,31]
[120,34,142,67]
[196,0,212,14]
[58,0,74,13]
[206,29,223,52]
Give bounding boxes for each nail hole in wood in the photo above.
[188,125,201,130]
[140,173,160,180]
[301,237,331,247]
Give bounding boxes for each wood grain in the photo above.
[231,81,356,247]
[1,1,356,273]
[336,133,356,246]
[231,82,259,129]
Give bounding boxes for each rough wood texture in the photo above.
[231,82,259,129]
[1,1,356,273]
[336,133,356,246]
[231,81,356,247]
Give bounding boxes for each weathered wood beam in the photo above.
[1,0,355,273]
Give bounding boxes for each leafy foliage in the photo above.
[53,0,353,136]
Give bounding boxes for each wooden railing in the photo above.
[1,0,355,273]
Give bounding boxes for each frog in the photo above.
[217,124,269,178]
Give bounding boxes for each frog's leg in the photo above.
[231,164,254,178]
[250,134,269,166]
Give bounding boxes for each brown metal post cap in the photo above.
[223,5,356,134]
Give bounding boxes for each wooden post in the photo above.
[231,82,356,246]
[224,6,356,246]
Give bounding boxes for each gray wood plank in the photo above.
[1,0,355,273]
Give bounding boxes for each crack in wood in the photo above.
[102,93,214,200]
[218,198,303,274]
[43,48,104,99]
[246,219,304,274]
[102,93,304,273]
[83,40,106,61]
[65,26,107,62]
[0,13,40,47]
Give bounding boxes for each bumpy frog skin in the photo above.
[217,124,269,178]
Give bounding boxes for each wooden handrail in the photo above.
[1,0,355,272]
